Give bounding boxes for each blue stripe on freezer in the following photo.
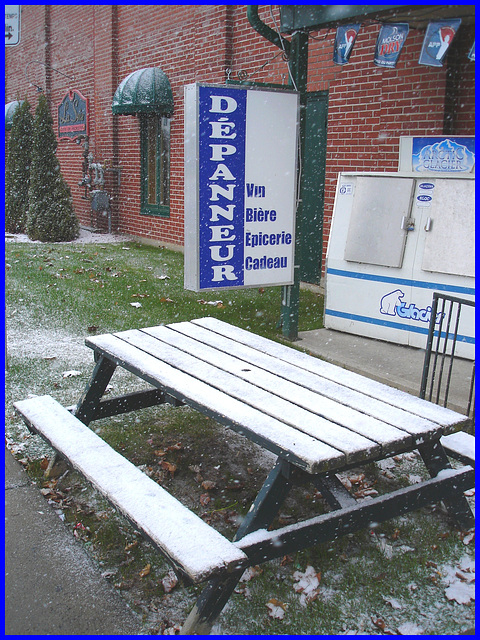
[324,308,475,344]
[326,268,475,297]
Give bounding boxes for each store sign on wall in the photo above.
[57,89,89,140]
[412,137,475,173]
[184,84,299,291]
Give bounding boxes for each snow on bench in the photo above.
[440,432,475,466]
[13,395,248,584]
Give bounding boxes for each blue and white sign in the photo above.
[419,19,461,67]
[412,137,475,173]
[373,23,409,68]
[184,84,298,291]
[333,24,361,65]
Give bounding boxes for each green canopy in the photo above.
[5,100,23,131]
[112,67,173,116]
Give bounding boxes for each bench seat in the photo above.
[440,431,475,466]
[13,395,248,584]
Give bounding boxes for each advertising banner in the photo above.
[333,24,361,65]
[468,41,475,61]
[374,23,409,68]
[419,19,462,67]
[184,84,298,291]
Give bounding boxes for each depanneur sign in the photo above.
[184,84,299,291]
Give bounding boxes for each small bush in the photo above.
[5,99,33,233]
[26,93,79,242]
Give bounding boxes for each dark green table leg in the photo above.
[74,355,117,425]
[180,458,294,635]
[418,439,474,530]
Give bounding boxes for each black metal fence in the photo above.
[420,292,475,433]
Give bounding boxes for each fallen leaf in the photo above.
[160,460,177,476]
[200,493,211,506]
[161,570,178,593]
[139,563,151,578]
[240,565,263,582]
[62,370,82,378]
[445,582,475,604]
[160,297,174,303]
[266,598,286,619]
[201,480,216,491]
[124,540,138,552]
[87,325,99,333]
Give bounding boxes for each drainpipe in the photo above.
[246,6,306,340]
[246,5,290,55]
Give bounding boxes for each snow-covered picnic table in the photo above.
[15,317,474,634]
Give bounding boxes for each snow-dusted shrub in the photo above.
[26,93,79,242]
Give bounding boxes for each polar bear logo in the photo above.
[380,289,404,316]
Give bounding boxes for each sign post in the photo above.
[184,83,299,294]
[5,5,20,46]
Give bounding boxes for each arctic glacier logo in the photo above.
[380,290,442,323]
[412,138,475,173]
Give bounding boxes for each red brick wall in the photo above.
[5,5,475,276]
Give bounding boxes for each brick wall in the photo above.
[5,5,474,276]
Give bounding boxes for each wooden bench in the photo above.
[440,431,475,467]
[13,395,249,585]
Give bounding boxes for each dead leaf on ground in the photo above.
[161,570,178,593]
[201,480,216,491]
[139,563,151,578]
[266,598,286,619]
[200,493,211,506]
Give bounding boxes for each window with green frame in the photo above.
[140,115,170,216]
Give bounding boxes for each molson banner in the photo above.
[184,84,299,291]
[333,24,361,64]
[419,19,462,67]
[373,23,409,68]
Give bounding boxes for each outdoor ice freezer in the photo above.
[325,171,475,359]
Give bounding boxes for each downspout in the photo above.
[246,6,306,340]
[246,5,290,56]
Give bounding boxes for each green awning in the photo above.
[5,100,23,131]
[112,67,174,116]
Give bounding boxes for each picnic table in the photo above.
[15,317,475,634]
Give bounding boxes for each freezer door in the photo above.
[344,176,414,268]
[421,179,475,277]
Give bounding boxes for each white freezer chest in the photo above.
[325,172,475,359]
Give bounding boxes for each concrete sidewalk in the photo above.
[5,449,144,635]
[4,328,473,635]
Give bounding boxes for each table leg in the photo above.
[418,439,474,530]
[180,458,294,635]
[74,355,117,425]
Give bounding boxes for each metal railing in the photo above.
[420,292,475,432]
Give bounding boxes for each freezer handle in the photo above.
[424,217,433,232]
[401,216,415,231]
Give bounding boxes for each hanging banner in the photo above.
[184,84,299,292]
[374,23,409,68]
[418,19,461,67]
[333,24,361,65]
[468,41,475,61]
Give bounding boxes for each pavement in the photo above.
[4,327,474,635]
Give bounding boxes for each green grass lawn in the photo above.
[5,237,475,635]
